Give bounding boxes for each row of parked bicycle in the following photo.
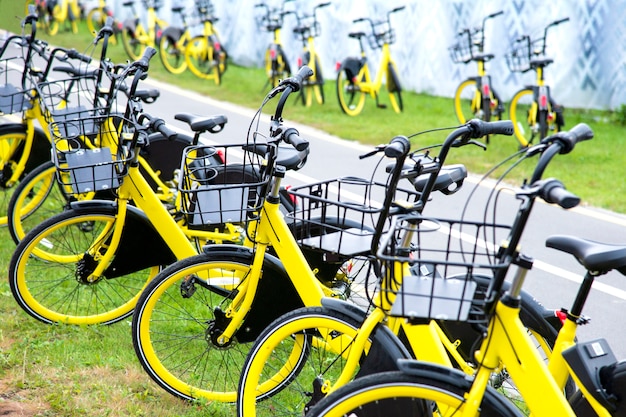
[3,7,626,417]
[31,0,569,150]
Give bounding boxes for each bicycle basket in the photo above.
[505,39,532,73]
[0,48,34,115]
[373,214,512,324]
[367,28,395,49]
[448,31,482,64]
[50,116,133,194]
[39,71,113,123]
[178,144,270,228]
[286,177,420,257]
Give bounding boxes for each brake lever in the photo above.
[451,139,487,150]
[359,145,385,159]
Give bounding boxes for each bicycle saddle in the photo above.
[546,235,626,275]
[175,113,227,134]
[530,58,554,68]
[473,53,494,62]
[348,31,366,39]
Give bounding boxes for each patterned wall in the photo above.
[108,0,626,109]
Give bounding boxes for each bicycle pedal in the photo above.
[377,104,387,109]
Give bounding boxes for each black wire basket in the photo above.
[448,33,480,64]
[0,50,34,115]
[505,39,532,73]
[286,176,420,257]
[37,73,109,127]
[50,115,132,194]
[178,144,270,228]
[373,214,512,324]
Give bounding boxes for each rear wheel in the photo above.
[159,33,187,74]
[121,24,144,61]
[336,65,366,116]
[453,78,481,124]
[185,35,221,84]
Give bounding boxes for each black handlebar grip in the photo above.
[468,119,514,138]
[293,65,314,89]
[391,6,406,12]
[66,49,92,63]
[554,17,570,25]
[318,2,331,7]
[151,118,178,140]
[489,10,504,18]
[553,123,593,155]
[137,47,157,70]
[384,135,410,159]
[540,179,580,209]
[283,128,309,152]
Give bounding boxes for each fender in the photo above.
[339,56,364,81]
[160,26,183,43]
[396,359,526,417]
[320,297,413,376]
[202,244,304,343]
[68,200,176,278]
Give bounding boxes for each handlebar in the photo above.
[139,114,178,140]
[537,179,580,209]
[282,128,309,152]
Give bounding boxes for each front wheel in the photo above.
[185,35,221,85]
[453,78,482,124]
[336,65,366,116]
[509,88,536,148]
[306,367,523,417]
[237,306,397,417]
[300,56,324,106]
[132,250,300,403]
[8,208,156,325]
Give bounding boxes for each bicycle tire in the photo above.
[47,4,60,35]
[265,46,290,88]
[0,124,50,227]
[237,306,406,417]
[86,7,105,34]
[336,62,366,116]
[121,21,144,61]
[453,78,482,124]
[8,207,158,325]
[387,62,402,113]
[131,248,303,402]
[306,365,524,417]
[159,28,187,74]
[538,109,549,140]
[509,87,535,148]
[185,35,221,84]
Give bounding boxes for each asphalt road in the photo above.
[140,75,626,359]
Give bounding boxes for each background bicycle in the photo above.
[507,18,569,148]
[335,6,405,116]
[450,11,505,128]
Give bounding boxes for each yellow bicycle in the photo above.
[235,120,573,416]
[291,1,330,106]
[303,124,599,416]
[450,11,505,126]
[255,0,294,89]
[336,6,404,116]
[183,2,228,84]
[507,18,569,148]
[25,0,83,35]
[129,66,418,404]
